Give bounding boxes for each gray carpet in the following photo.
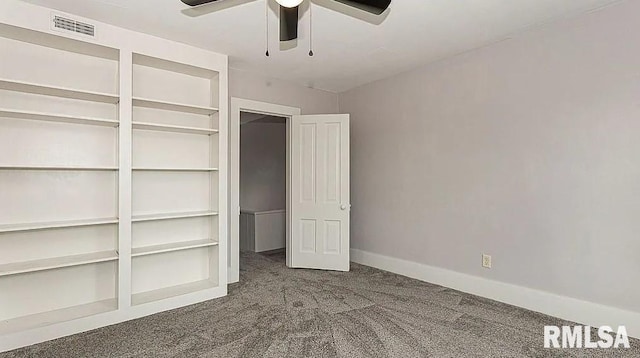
[2,251,638,357]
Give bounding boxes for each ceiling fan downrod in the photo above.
[308,1,314,56]
[265,0,270,56]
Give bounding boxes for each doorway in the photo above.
[238,113,287,254]
[229,99,301,283]
[230,99,351,283]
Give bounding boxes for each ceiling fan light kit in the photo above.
[180,0,391,55]
[275,0,304,7]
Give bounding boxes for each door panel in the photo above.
[300,123,316,203]
[300,220,317,253]
[325,122,341,204]
[324,220,341,255]
[290,114,350,271]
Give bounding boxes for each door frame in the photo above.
[229,98,301,283]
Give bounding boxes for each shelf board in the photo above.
[0,165,118,171]
[0,78,119,104]
[132,121,218,135]
[133,53,215,79]
[0,108,119,127]
[132,279,217,306]
[0,299,117,335]
[132,211,218,223]
[132,239,218,258]
[0,217,119,233]
[0,250,119,277]
[132,167,218,172]
[133,97,218,115]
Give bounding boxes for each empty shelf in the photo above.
[0,78,119,104]
[132,211,218,223]
[132,239,218,258]
[132,121,218,135]
[132,167,218,172]
[0,108,119,127]
[133,97,218,115]
[0,165,118,171]
[0,250,119,277]
[0,299,117,335]
[132,279,217,306]
[0,217,119,233]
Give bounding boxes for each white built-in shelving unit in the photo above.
[130,52,222,305]
[0,6,228,351]
[0,23,120,337]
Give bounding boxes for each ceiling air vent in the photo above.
[52,15,95,37]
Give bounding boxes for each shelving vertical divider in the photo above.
[118,49,133,309]
[217,65,229,288]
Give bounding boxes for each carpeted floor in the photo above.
[1,250,638,357]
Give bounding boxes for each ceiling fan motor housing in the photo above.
[280,5,299,41]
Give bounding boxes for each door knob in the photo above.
[341,205,348,210]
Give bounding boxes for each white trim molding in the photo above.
[229,98,301,284]
[351,248,640,339]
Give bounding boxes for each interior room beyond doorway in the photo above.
[238,112,287,254]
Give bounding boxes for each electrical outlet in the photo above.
[482,254,492,269]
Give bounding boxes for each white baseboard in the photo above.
[350,248,640,339]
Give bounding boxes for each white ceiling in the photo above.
[21,0,622,92]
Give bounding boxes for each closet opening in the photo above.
[238,112,287,259]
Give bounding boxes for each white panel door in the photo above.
[290,114,350,271]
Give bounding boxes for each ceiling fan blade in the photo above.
[312,0,390,25]
[331,0,391,15]
[181,0,222,6]
[280,5,299,41]
[181,0,257,17]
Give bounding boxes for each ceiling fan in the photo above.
[181,0,391,54]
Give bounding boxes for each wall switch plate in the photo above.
[482,254,492,269]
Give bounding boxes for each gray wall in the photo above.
[230,68,339,114]
[338,0,640,313]
[240,118,286,211]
